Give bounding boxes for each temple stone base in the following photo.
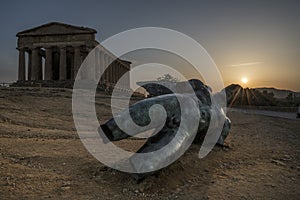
[11,80,132,95]
[12,80,75,89]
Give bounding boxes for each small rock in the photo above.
[280,155,292,161]
[61,186,71,190]
[284,154,291,159]
[271,159,286,166]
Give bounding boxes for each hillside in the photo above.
[224,84,300,108]
[255,87,300,99]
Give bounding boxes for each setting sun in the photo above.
[241,77,248,84]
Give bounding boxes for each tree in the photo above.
[157,74,179,82]
[268,92,274,98]
[286,92,294,101]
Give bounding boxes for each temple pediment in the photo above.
[17,22,97,37]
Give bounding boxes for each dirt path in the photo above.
[0,88,299,199]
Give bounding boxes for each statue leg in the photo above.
[217,117,231,145]
[130,127,178,183]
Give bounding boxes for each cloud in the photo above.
[230,62,264,67]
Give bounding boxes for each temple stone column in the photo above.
[104,54,110,82]
[111,62,115,83]
[123,67,126,87]
[37,50,43,80]
[18,48,25,81]
[119,66,123,87]
[85,49,95,80]
[70,53,74,80]
[95,48,100,81]
[117,62,121,85]
[99,51,105,83]
[31,48,39,80]
[125,67,130,89]
[109,58,113,84]
[27,50,32,81]
[74,46,81,79]
[118,65,122,87]
[122,66,129,88]
[45,48,53,80]
[115,62,119,84]
[59,47,67,80]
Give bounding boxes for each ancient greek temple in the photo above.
[16,22,130,88]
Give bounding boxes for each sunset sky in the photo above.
[0,0,299,91]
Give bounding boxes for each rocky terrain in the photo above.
[0,87,299,199]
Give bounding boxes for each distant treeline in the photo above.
[225,84,300,108]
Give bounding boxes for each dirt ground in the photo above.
[0,87,299,200]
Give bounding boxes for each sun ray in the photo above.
[245,88,252,108]
[229,87,242,108]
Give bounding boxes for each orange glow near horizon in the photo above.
[219,61,300,91]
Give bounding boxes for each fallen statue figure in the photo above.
[99,79,231,182]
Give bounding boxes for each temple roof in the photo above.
[17,22,97,37]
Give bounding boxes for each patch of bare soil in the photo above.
[0,87,299,199]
